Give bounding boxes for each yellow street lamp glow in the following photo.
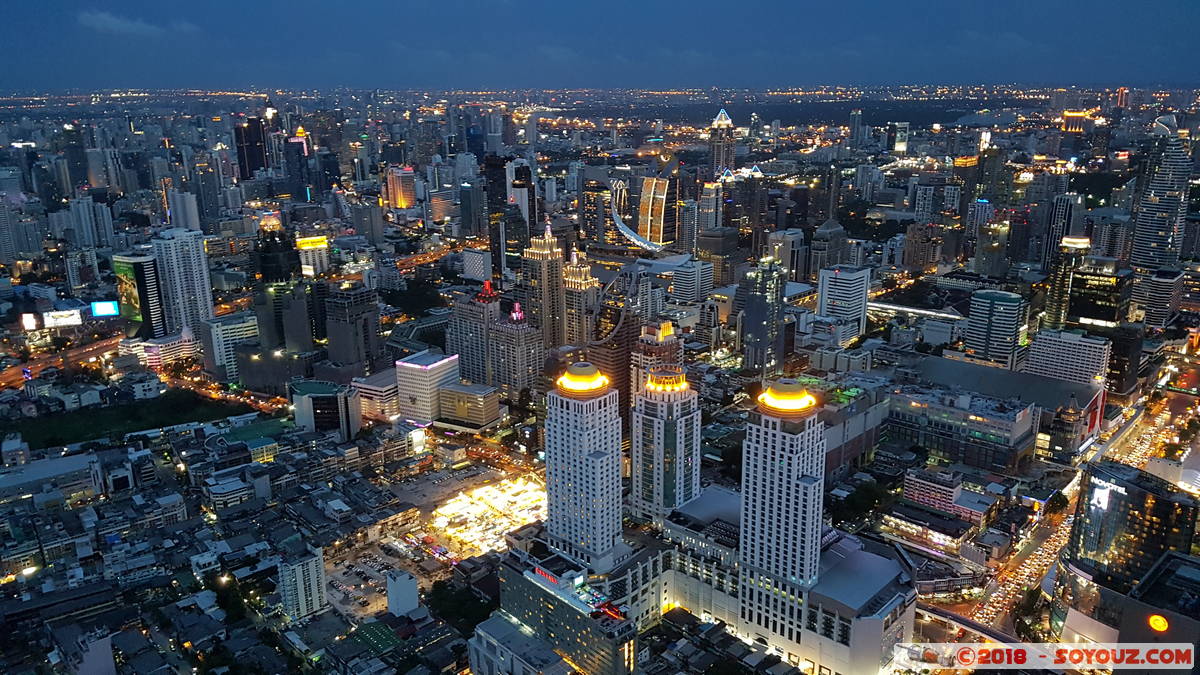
[757,380,818,415]
[1148,614,1169,632]
[556,362,610,394]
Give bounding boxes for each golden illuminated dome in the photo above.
[757,380,818,417]
[645,366,688,393]
[556,362,610,397]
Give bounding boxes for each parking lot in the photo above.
[385,465,504,511]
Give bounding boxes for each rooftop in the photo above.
[1129,552,1200,621]
[912,356,1102,409]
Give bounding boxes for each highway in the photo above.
[0,335,122,388]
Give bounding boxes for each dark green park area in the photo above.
[0,390,253,449]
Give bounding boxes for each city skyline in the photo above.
[4,1,1200,90]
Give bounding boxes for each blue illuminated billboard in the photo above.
[90,301,119,317]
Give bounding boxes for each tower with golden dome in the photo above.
[544,362,627,574]
[631,365,700,526]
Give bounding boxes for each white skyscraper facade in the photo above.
[630,366,701,526]
[817,264,871,346]
[544,362,625,573]
[151,227,214,335]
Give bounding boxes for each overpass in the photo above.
[916,602,1019,644]
[867,301,963,321]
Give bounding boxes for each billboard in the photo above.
[112,259,142,322]
[20,313,38,331]
[90,300,119,317]
[43,309,83,328]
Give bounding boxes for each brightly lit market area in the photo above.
[426,475,547,559]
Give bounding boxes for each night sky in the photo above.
[6,0,1200,90]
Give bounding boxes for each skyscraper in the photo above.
[697,181,723,231]
[630,322,683,393]
[1130,115,1191,326]
[234,117,268,180]
[630,365,701,526]
[1044,193,1084,270]
[975,219,1011,278]
[817,264,871,346]
[961,289,1029,370]
[446,281,503,385]
[519,225,566,348]
[487,304,546,401]
[395,352,461,425]
[708,109,735,178]
[563,248,600,347]
[150,228,214,336]
[1067,256,1132,329]
[324,281,382,375]
[199,311,260,382]
[637,176,676,246]
[544,362,625,573]
[167,189,200,230]
[740,380,825,617]
[1044,235,1092,330]
[112,254,168,339]
[386,165,417,209]
[739,256,786,377]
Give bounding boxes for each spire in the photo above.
[569,245,579,265]
[544,222,553,239]
[712,108,733,128]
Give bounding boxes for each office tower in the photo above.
[848,108,864,146]
[277,543,328,623]
[563,249,600,347]
[519,225,566,348]
[901,221,941,273]
[395,352,461,425]
[351,203,387,246]
[740,379,824,619]
[296,235,331,277]
[64,249,100,292]
[676,199,699,254]
[151,228,214,336]
[167,189,200,230]
[740,256,786,377]
[1021,329,1111,387]
[630,321,683,389]
[324,282,382,374]
[697,181,723,231]
[708,109,735,178]
[458,180,486,237]
[446,282,503,385]
[386,165,417,209]
[65,197,112,248]
[1044,235,1092,329]
[1055,462,1199,641]
[1067,256,1133,328]
[767,228,807,282]
[190,154,223,230]
[588,268,653,418]
[1043,193,1084,269]
[254,281,319,352]
[1142,269,1184,328]
[351,368,400,422]
[488,304,546,400]
[580,178,618,245]
[234,117,269,180]
[962,289,1029,369]
[817,264,870,346]
[965,199,995,238]
[545,362,624,573]
[199,312,260,382]
[113,254,168,339]
[290,380,362,441]
[630,365,700,526]
[638,176,676,245]
[886,121,910,154]
[975,219,1011,277]
[807,217,849,278]
[668,258,713,303]
[696,226,739,286]
[510,161,539,232]
[1130,116,1192,326]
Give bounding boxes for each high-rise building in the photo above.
[150,228,214,336]
[1130,116,1192,325]
[580,178,617,245]
[167,189,200,231]
[351,203,387,246]
[386,165,417,209]
[961,289,1029,370]
[975,219,1011,278]
[808,217,849,278]
[544,363,625,573]
[668,257,713,303]
[740,381,825,624]
[848,108,864,146]
[637,176,676,246]
[199,312,260,382]
[1054,461,1199,643]
[277,543,327,624]
[324,282,382,375]
[630,366,700,526]
[630,322,682,391]
[901,222,941,273]
[676,199,698,253]
[252,228,300,283]
[488,304,546,401]
[234,117,268,180]
[64,248,100,293]
[1066,256,1133,329]
[817,264,871,347]
[697,181,723,231]
[1044,193,1084,269]
[768,228,808,282]
[113,254,168,339]
[563,249,600,347]
[1021,329,1111,387]
[290,380,362,442]
[886,121,910,155]
[395,352,461,425]
[708,109,735,178]
[739,256,786,377]
[296,235,331,277]
[446,282,503,385]
[519,226,566,348]
[1044,235,1093,330]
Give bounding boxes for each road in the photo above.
[0,335,122,388]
